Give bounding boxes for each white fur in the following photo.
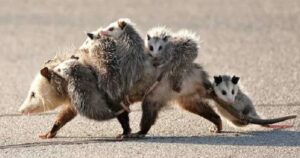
[100,18,133,39]
[213,80,239,104]
[145,26,172,57]
[79,28,103,50]
[19,73,67,114]
[173,29,201,47]
[53,59,77,78]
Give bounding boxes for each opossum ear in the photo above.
[231,76,240,84]
[163,35,170,42]
[70,55,79,60]
[118,21,127,30]
[214,76,222,85]
[86,32,94,40]
[40,67,51,82]
[147,34,151,40]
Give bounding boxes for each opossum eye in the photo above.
[149,45,153,51]
[158,46,162,51]
[31,92,35,98]
[232,90,234,95]
[221,90,227,95]
[108,27,114,31]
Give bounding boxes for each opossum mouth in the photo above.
[21,106,43,115]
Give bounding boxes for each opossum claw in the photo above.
[39,132,56,139]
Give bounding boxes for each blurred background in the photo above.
[0,1,299,156]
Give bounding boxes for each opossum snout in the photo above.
[18,106,26,114]
[100,31,109,36]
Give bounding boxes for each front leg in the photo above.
[116,111,131,139]
[128,98,164,138]
[39,105,77,139]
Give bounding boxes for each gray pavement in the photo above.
[0,0,299,157]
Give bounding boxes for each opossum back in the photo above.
[66,62,118,121]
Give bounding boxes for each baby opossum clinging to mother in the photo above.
[18,19,296,139]
[19,20,226,138]
[145,27,199,93]
[211,75,297,128]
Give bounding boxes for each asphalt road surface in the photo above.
[0,0,299,157]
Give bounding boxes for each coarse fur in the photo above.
[80,35,125,101]
[19,20,225,138]
[133,63,221,136]
[212,75,296,128]
[53,59,132,137]
[100,18,146,93]
[20,57,223,138]
[212,75,259,127]
[79,27,104,50]
[53,59,123,121]
[19,68,69,114]
[146,27,199,92]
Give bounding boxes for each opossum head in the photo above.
[53,59,79,79]
[79,28,102,50]
[19,68,68,115]
[213,75,240,104]
[145,26,171,57]
[100,18,132,39]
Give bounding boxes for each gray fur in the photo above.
[55,59,123,121]
[84,36,124,102]
[147,27,199,92]
[213,75,260,127]
[114,21,146,94]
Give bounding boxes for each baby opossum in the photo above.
[146,27,199,92]
[80,34,124,102]
[99,18,146,95]
[212,75,296,128]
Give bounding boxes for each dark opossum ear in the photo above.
[86,32,94,40]
[40,67,51,82]
[147,34,151,40]
[231,76,240,84]
[118,21,127,30]
[70,55,79,60]
[163,35,170,42]
[214,76,222,85]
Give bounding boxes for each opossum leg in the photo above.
[263,124,293,129]
[129,98,164,138]
[116,111,131,139]
[208,93,249,125]
[178,96,222,133]
[39,105,77,139]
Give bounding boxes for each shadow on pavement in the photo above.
[1,130,299,149]
[134,130,300,146]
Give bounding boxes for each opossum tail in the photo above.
[246,115,297,125]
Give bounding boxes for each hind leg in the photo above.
[178,96,222,133]
[116,111,131,139]
[39,105,77,139]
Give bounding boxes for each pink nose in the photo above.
[100,31,108,36]
[228,99,235,104]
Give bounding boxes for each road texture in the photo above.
[0,0,299,157]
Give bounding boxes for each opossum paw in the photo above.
[126,132,146,139]
[209,126,221,133]
[115,134,130,140]
[39,132,56,139]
